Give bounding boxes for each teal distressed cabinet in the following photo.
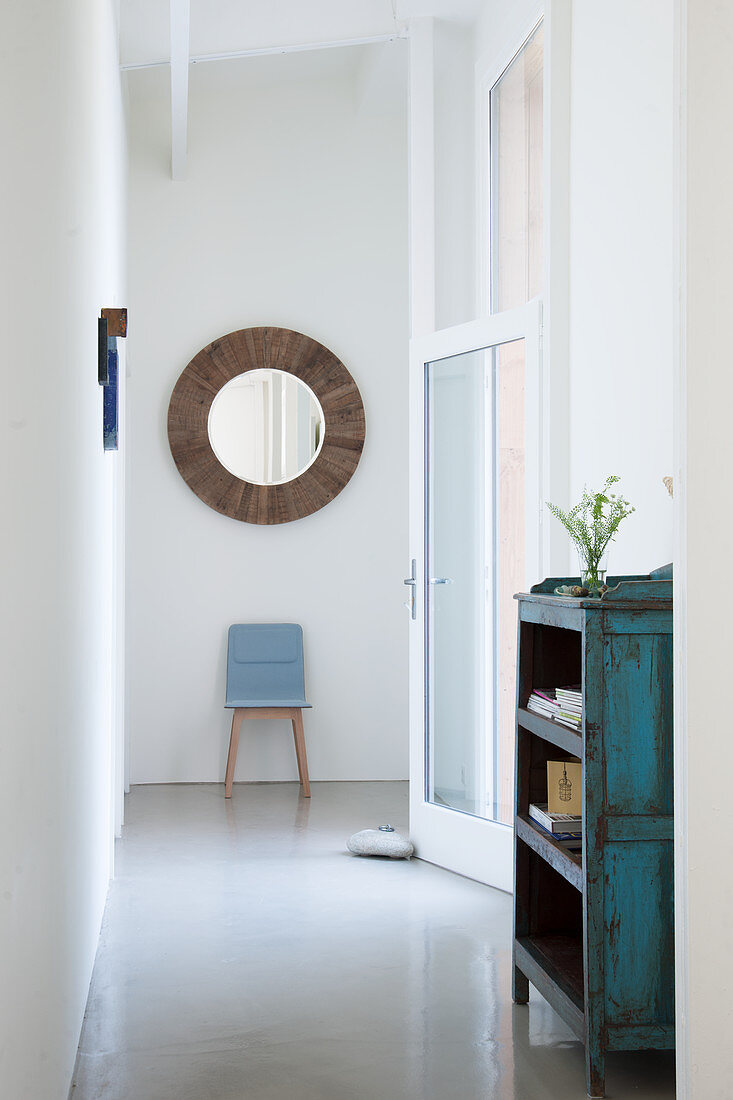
[512,573,674,1098]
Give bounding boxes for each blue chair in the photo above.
[224,623,311,798]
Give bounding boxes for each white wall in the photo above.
[568,2,674,574]
[466,1,673,577]
[677,2,733,1094]
[0,0,126,1096]
[434,20,475,329]
[474,0,542,68]
[126,46,409,784]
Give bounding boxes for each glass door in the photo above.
[409,303,542,889]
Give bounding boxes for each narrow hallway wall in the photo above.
[679,0,733,1092]
[126,47,409,783]
[0,1,126,1096]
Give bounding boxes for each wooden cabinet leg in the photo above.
[291,708,311,797]
[585,1046,605,1098]
[512,966,529,1004]
[224,709,244,798]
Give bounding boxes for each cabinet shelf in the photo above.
[515,813,582,891]
[512,932,581,1042]
[516,933,584,1007]
[516,706,583,755]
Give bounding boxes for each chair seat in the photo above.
[225,699,312,709]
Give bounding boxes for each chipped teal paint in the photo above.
[513,573,674,1099]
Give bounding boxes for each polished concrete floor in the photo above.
[72,783,675,1099]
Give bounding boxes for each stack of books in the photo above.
[556,686,582,726]
[526,686,583,730]
[528,802,582,851]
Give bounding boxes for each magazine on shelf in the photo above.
[528,802,582,834]
[556,686,581,700]
[527,817,582,852]
[526,686,584,731]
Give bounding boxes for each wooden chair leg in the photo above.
[224,709,244,798]
[290,716,305,787]
[291,708,311,797]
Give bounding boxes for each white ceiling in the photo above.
[120,0,484,67]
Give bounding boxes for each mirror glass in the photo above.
[207,369,325,485]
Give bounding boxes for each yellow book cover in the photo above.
[547,760,582,815]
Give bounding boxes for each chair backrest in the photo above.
[226,623,307,706]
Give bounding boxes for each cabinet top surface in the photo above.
[515,574,672,610]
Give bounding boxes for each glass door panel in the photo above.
[425,339,526,827]
[426,350,486,817]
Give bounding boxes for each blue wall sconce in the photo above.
[98,307,127,451]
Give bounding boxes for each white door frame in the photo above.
[408,298,543,891]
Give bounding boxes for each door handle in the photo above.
[403,559,417,620]
[429,577,453,585]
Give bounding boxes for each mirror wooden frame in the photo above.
[167,327,366,524]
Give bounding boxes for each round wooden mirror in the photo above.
[167,327,366,524]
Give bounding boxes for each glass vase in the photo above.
[578,550,608,594]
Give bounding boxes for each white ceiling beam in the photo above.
[121,30,408,73]
[170,0,190,181]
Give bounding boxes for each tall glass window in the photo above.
[490,21,544,313]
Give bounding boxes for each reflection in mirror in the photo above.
[208,369,325,485]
